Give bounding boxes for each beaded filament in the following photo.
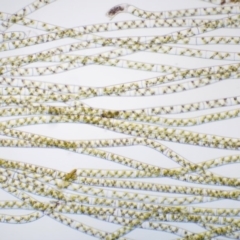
[0,0,240,239]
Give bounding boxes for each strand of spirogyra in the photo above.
[0,13,238,63]
[0,176,218,221]
[1,33,238,80]
[0,212,43,224]
[9,157,240,188]
[0,16,238,73]
[3,98,240,158]
[104,209,158,240]
[0,113,240,150]
[0,33,240,63]
[0,0,57,31]
[1,169,218,207]
[0,27,236,103]
[0,31,26,43]
[168,36,240,45]
[0,103,239,128]
[2,67,238,97]
[2,170,239,238]
[1,136,240,189]
[200,0,240,5]
[0,24,238,91]
[94,215,195,239]
[0,71,237,99]
[1,147,239,188]
[13,156,240,188]
[1,35,237,83]
[0,4,236,81]
[1,62,239,100]
[5,172,239,223]
[1,136,240,181]
[1,185,113,240]
[4,47,239,78]
[0,191,237,240]
[1,5,239,35]
[0,62,239,96]
[0,200,198,239]
[1,122,239,189]
[2,101,238,154]
[1,168,240,209]
[0,93,238,116]
[104,214,239,240]
[2,40,240,67]
[106,3,240,20]
[1,18,239,52]
[0,137,240,172]
[94,214,240,240]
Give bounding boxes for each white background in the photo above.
[0,0,240,239]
